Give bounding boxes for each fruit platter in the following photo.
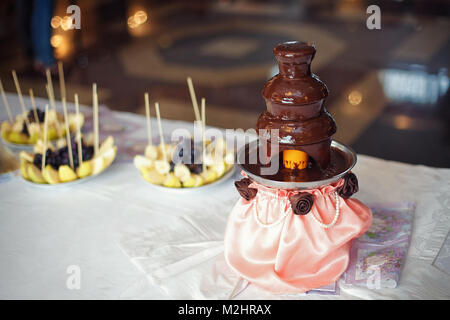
[134,136,234,189]
[20,134,116,185]
[133,87,235,190]
[1,108,84,146]
[12,70,117,186]
[1,68,83,149]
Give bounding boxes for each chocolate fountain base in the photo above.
[237,140,357,190]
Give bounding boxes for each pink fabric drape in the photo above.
[224,177,372,294]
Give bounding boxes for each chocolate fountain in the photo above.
[239,41,355,188]
[225,41,372,294]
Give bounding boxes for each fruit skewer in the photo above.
[58,62,66,101]
[41,104,49,172]
[201,97,206,173]
[11,70,31,134]
[29,89,41,136]
[187,77,201,122]
[0,78,13,123]
[93,83,99,157]
[74,94,83,166]
[62,97,74,169]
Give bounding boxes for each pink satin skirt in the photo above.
[224,178,372,294]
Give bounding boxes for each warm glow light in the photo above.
[348,90,362,105]
[51,16,62,29]
[127,10,148,29]
[127,16,138,29]
[50,35,63,47]
[61,16,73,31]
[134,10,147,24]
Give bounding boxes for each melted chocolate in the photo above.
[256,41,336,168]
[242,146,350,182]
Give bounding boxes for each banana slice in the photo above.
[203,153,215,166]
[174,163,191,182]
[9,132,29,144]
[99,136,114,155]
[102,145,116,168]
[212,161,226,177]
[58,165,77,182]
[91,156,105,175]
[193,174,204,187]
[201,169,217,184]
[144,144,158,160]
[28,164,46,183]
[43,165,61,184]
[159,143,175,161]
[86,132,95,145]
[20,161,30,180]
[77,161,92,178]
[34,139,55,153]
[163,173,182,188]
[1,121,11,140]
[68,113,85,132]
[134,155,154,171]
[182,174,204,188]
[213,137,227,155]
[15,112,26,123]
[141,167,165,185]
[12,121,23,133]
[155,160,170,175]
[28,122,40,136]
[224,151,235,164]
[20,151,34,163]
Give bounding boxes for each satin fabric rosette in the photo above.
[224,173,372,294]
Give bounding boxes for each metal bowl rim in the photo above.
[236,140,357,190]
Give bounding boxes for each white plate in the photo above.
[1,138,35,152]
[139,165,236,193]
[20,160,116,189]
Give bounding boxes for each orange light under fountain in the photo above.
[283,150,308,169]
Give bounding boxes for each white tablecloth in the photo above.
[0,94,449,299]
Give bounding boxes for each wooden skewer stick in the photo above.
[187,77,201,122]
[57,62,66,101]
[62,97,74,169]
[45,83,63,138]
[201,97,206,173]
[45,84,53,109]
[45,69,56,111]
[74,94,83,165]
[154,102,167,162]
[0,79,13,122]
[42,104,49,172]
[92,83,99,157]
[144,92,152,146]
[29,89,40,126]
[11,70,31,133]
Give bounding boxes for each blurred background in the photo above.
[0,0,449,167]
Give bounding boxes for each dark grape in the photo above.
[33,153,42,168]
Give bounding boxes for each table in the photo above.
[0,94,449,299]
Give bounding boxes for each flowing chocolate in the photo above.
[235,178,258,201]
[338,172,359,199]
[256,41,337,169]
[289,192,314,215]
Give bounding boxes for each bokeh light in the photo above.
[348,90,362,105]
[50,34,63,47]
[51,16,62,29]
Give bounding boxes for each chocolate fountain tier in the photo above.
[237,140,356,190]
[257,41,336,168]
[257,110,336,145]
